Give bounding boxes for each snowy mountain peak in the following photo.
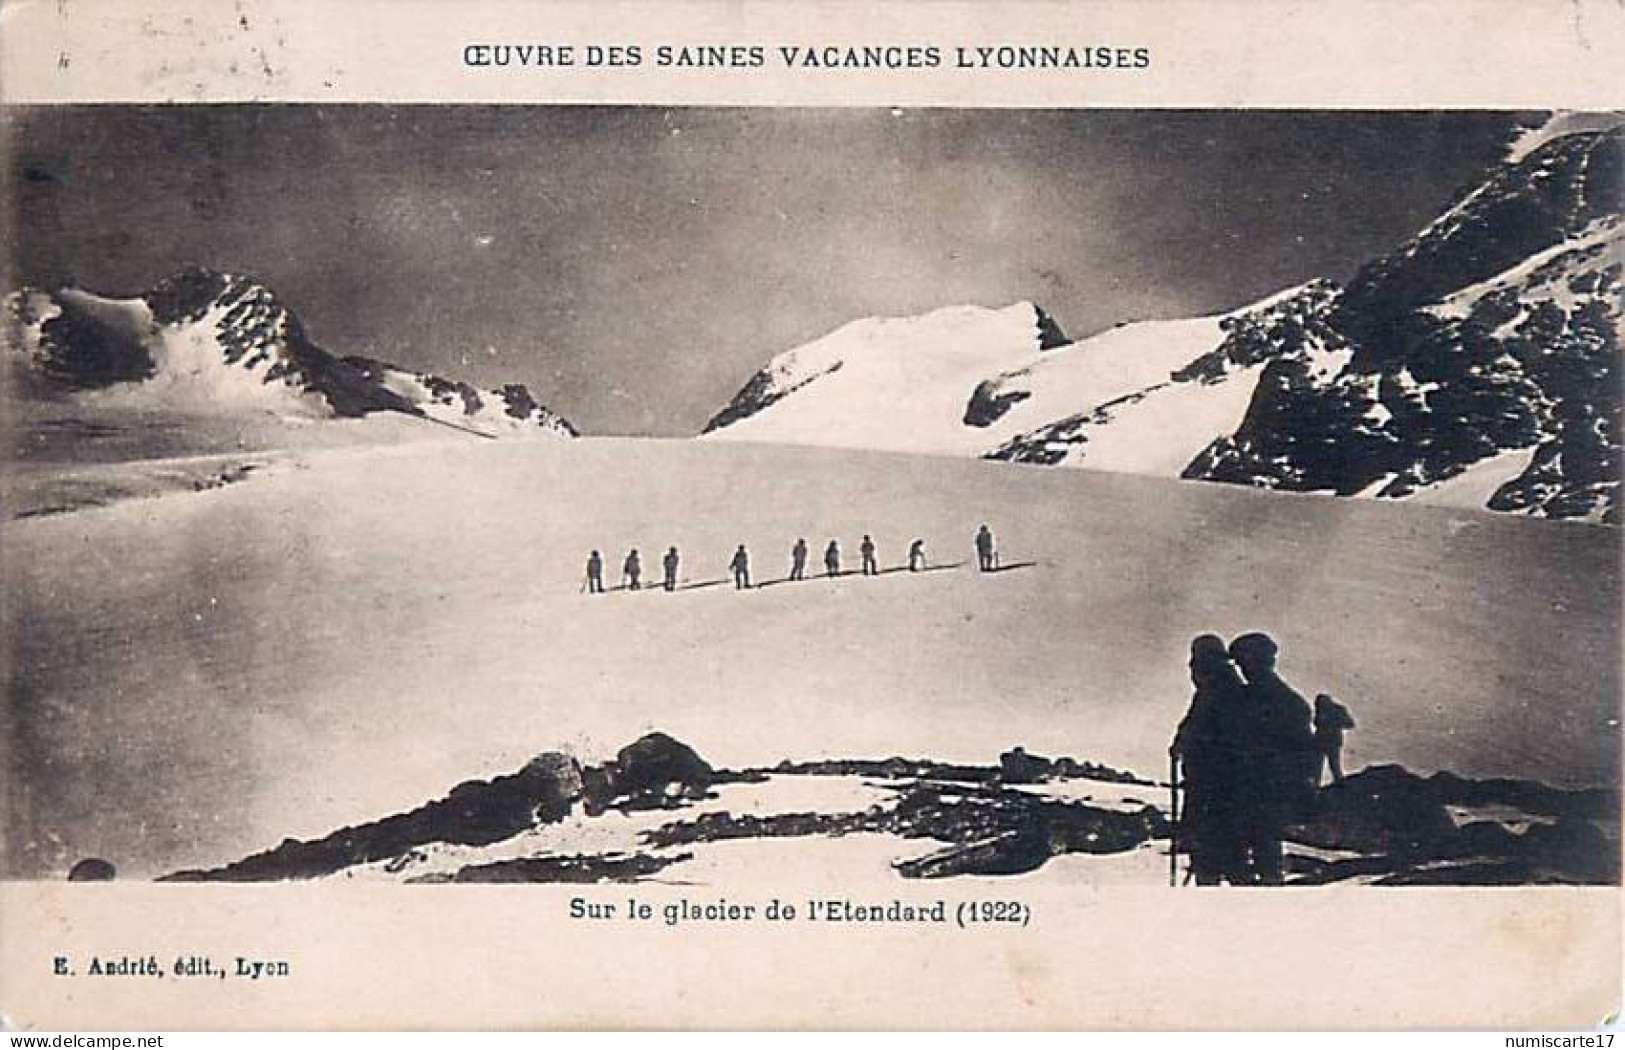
[701,300,1065,438]
[139,267,362,416]
[145,266,290,330]
[4,270,577,439]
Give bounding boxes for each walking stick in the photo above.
[1168,753,1180,887]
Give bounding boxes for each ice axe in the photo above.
[1168,752,1181,887]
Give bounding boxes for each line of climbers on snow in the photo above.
[580,524,1006,593]
[1168,631,1356,886]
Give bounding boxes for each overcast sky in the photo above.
[9,107,1527,435]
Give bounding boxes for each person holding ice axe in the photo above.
[974,524,998,572]
[1169,634,1249,885]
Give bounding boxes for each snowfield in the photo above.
[3,435,1616,879]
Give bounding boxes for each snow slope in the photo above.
[702,301,1072,455]
[3,437,1616,878]
[701,299,1258,468]
[970,315,1233,468]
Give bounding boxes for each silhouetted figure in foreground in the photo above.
[860,534,878,576]
[623,549,641,591]
[1229,632,1317,885]
[790,538,808,581]
[908,538,927,572]
[975,525,997,572]
[662,547,680,592]
[730,545,751,590]
[824,540,841,578]
[1313,693,1356,785]
[1170,634,1250,886]
[585,550,604,594]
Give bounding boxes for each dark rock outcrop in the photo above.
[1290,764,1461,855]
[429,851,691,884]
[67,857,117,881]
[766,753,1151,786]
[1283,763,1619,885]
[642,775,1168,880]
[701,361,844,435]
[162,732,721,882]
[963,379,1032,428]
[613,732,714,799]
[1034,305,1070,351]
[583,732,715,814]
[998,746,1051,784]
[163,751,585,882]
[1425,769,1618,820]
[889,781,1165,878]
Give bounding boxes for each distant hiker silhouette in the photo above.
[975,525,997,572]
[860,534,878,576]
[824,540,841,578]
[585,550,604,594]
[662,547,680,592]
[730,545,751,590]
[623,549,642,591]
[1170,634,1250,886]
[908,538,927,572]
[790,538,808,581]
[1313,693,1356,785]
[1229,632,1317,885]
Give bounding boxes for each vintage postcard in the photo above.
[0,0,1620,1031]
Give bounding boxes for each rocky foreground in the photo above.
[125,733,1620,887]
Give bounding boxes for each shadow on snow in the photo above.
[585,561,1032,596]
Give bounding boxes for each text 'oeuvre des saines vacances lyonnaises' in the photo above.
[461,43,1152,71]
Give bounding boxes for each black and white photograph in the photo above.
[4,103,1619,895]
